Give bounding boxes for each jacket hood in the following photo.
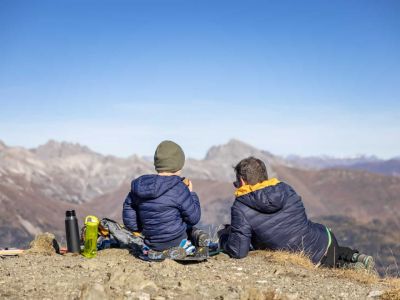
[132,174,183,199]
[235,178,286,213]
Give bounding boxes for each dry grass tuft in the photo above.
[251,250,315,270]
[331,268,379,285]
[240,287,287,300]
[381,288,400,300]
[384,278,400,289]
[248,249,400,296]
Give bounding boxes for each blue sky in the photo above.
[0,0,399,158]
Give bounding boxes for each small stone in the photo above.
[126,291,150,300]
[286,292,299,300]
[79,283,106,300]
[177,280,192,291]
[368,290,384,298]
[256,280,268,284]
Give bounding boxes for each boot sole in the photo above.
[163,247,187,260]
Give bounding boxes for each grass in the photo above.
[251,249,400,300]
[384,277,400,289]
[381,288,400,300]
[250,249,400,290]
[250,250,315,270]
[331,268,379,285]
[379,278,400,299]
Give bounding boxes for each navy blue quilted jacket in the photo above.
[122,174,201,251]
[220,178,328,264]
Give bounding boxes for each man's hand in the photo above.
[217,224,231,239]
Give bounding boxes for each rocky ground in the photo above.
[1,235,400,300]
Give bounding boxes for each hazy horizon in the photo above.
[1,137,397,161]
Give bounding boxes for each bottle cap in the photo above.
[66,210,76,217]
[85,215,99,225]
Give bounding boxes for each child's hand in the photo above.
[183,178,193,192]
[188,180,193,192]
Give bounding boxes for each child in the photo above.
[219,156,374,269]
[123,140,207,258]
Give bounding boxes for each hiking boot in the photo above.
[352,253,375,270]
[191,228,211,247]
[146,246,187,261]
[147,249,166,261]
[179,239,196,255]
[163,246,187,260]
[196,232,211,247]
[350,261,378,276]
[352,262,366,270]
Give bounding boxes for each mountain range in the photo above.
[286,154,400,176]
[1,138,399,275]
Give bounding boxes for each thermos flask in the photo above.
[82,215,99,258]
[65,210,81,253]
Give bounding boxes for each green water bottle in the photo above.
[82,215,99,258]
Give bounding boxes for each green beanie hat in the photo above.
[154,140,185,173]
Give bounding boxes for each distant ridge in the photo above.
[32,139,97,159]
[202,139,283,178]
[285,154,380,169]
[347,159,400,177]
[204,139,272,161]
[286,154,400,176]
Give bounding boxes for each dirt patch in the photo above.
[240,288,287,300]
[0,248,395,299]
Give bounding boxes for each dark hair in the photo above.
[234,156,269,185]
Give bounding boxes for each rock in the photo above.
[240,287,284,300]
[125,291,150,300]
[286,292,299,300]
[108,269,158,293]
[256,280,268,284]
[25,233,60,255]
[177,280,192,291]
[79,283,107,300]
[368,290,384,298]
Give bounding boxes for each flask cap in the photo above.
[66,210,76,217]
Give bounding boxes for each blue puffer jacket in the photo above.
[220,178,328,264]
[122,174,201,251]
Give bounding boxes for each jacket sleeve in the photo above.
[122,192,140,232]
[179,191,201,226]
[220,204,252,258]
